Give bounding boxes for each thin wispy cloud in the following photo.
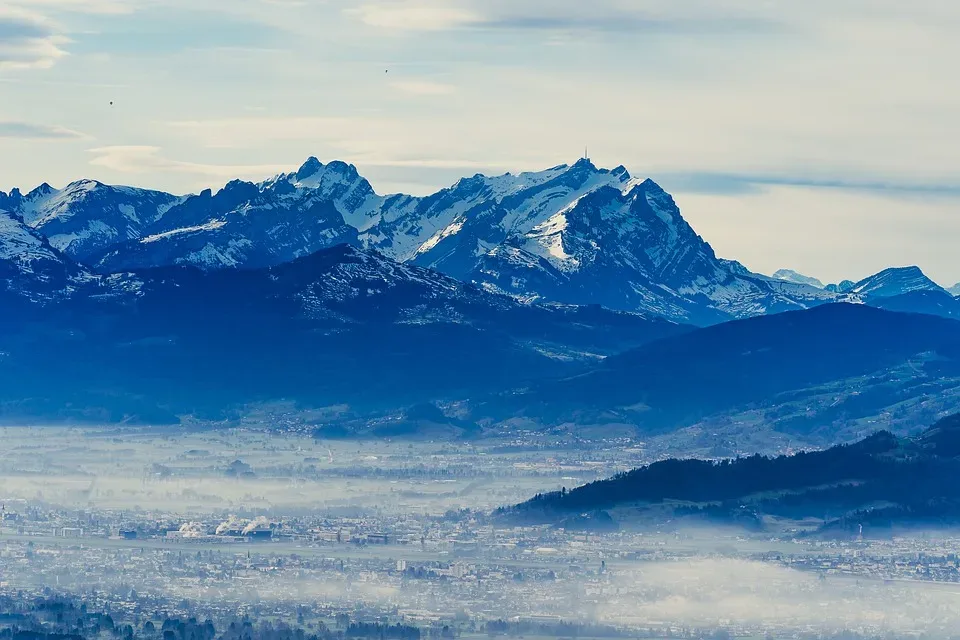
[0,121,85,139]
[351,0,785,34]
[659,172,960,198]
[88,146,287,181]
[5,0,134,16]
[350,3,481,31]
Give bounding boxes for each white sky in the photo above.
[1,0,959,285]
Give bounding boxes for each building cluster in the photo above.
[4,502,960,638]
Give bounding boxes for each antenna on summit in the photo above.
[584,146,589,161]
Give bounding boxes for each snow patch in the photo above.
[141,220,227,243]
[415,218,465,256]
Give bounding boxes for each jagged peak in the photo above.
[451,173,488,191]
[296,156,323,180]
[26,182,55,199]
[324,159,360,177]
[286,157,366,190]
[62,178,107,194]
[620,176,664,197]
[215,179,260,202]
[640,177,665,191]
[66,178,104,187]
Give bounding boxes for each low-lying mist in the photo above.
[601,558,960,633]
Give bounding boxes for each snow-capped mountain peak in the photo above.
[256,157,381,231]
[850,266,946,298]
[27,182,55,199]
[10,156,953,326]
[295,156,324,181]
[772,269,825,289]
[1,179,182,262]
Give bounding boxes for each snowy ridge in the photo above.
[259,158,383,232]
[141,220,227,243]
[772,269,825,289]
[849,266,947,298]
[0,179,181,262]
[3,157,952,324]
[92,163,360,272]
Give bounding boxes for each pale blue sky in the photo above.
[2,0,959,285]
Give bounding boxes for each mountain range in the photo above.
[9,156,947,326]
[2,157,960,432]
[0,237,687,424]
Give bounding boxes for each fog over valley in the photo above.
[4,1,960,637]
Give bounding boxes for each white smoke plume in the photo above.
[215,515,248,535]
[177,522,206,538]
[242,515,271,535]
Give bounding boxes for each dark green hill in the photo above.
[504,413,960,534]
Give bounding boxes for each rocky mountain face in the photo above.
[6,158,954,326]
[6,158,846,325]
[0,210,90,304]
[407,168,837,325]
[92,163,363,271]
[0,180,180,263]
[2,156,956,326]
[3,157,960,430]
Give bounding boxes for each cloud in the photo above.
[600,558,960,633]
[351,2,481,31]
[5,0,134,15]
[389,79,455,95]
[0,8,69,69]
[477,13,778,35]
[0,121,86,139]
[351,0,784,34]
[88,146,286,182]
[164,116,519,171]
[659,171,960,197]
